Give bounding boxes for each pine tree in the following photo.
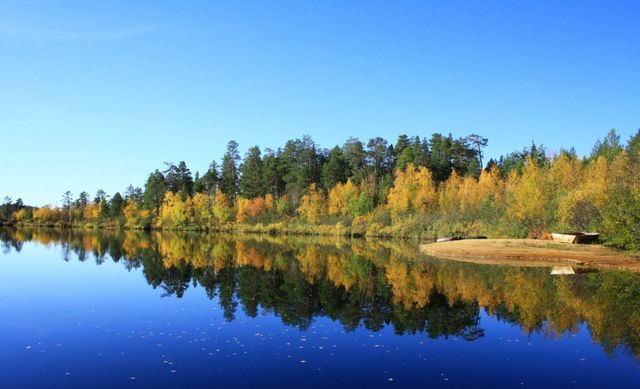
[240,146,264,198]
[220,140,241,201]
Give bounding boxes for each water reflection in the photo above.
[2,228,640,359]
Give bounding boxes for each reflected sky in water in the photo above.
[1,229,639,388]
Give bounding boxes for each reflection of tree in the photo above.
[3,227,640,358]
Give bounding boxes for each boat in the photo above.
[551,232,600,244]
[551,266,576,275]
[436,235,487,243]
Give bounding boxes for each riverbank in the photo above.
[420,239,640,272]
[2,220,438,239]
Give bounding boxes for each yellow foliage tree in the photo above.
[297,184,326,223]
[123,200,150,228]
[236,197,267,223]
[32,205,62,224]
[158,192,190,228]
[506,157,554,235]
[213,189,234,224]
[82,203,100,221]
[11,208,28,223]
[387,163,437,217]
[192,193,214,226]
[557,156,608,230]
[264,194,275,213]
[328,179,359,216]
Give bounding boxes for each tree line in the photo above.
[3,129,640,249]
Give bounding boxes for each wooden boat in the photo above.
[551,266,575,275]
[551,232,600,244]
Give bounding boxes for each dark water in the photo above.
[1,229,639,388]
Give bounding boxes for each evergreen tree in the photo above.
[61,191,73,210]
[75,191,90,208]
[240,146,264,198]
[143,170,167,215]
[366,137,394,182]
[428,133,454,184]
[220,140,241,200]
[177,161,194,198]
[466,134,488,170]
[321,146,349,189]
[124,185,143,202]
[94,189,108,205]
[281,136,322,200]
[197,161,220,194]
[164,161,194,198]
[591,129,623,162]
[262,148,285,197]
[1,196,10,221]
[395,136,430,170]
[110,192,124,217]
[394,135,411,158]
[343,137,367,184]
[627,129,640,164]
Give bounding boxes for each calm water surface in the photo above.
[1,229,639,388]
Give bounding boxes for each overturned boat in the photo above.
[436,235,488,243]
[550,266,576,275]
[551,232,600,244]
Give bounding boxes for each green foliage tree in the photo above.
[602,152,640,249]
[143,170,167,216]
[240,146,264,198]
[262,148,285,198]
[164,161,194,199]
[125,185,143,202]
[196,161,220,194]
[466,134,488,170]
[220,140,241,201]
[591,129,623,162]
[321,146,349,189]
[110,192,124,218]
[281,136,322,201]
[343,137,367,184]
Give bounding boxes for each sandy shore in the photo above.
[420,239,640,272]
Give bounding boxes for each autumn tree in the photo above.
[328,180,359,216]
[297,184,326,223]
[387,164,437,218]
[506,157,555,236]
[213,189,234,224]
[158,191,190,228]
[601,152,640,249]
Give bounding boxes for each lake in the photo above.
[1,228,639,388]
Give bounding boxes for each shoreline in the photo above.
[0,222,435,242]
[420,239,640,272]
[0,222,428,240]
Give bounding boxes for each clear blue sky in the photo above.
[1,1,638,206]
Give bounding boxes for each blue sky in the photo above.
[1,1,638,206]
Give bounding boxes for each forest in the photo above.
[2,129,639,249]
